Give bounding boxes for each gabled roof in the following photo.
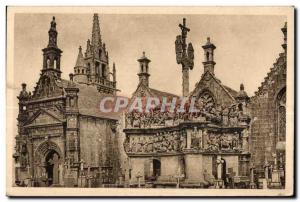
[131,82,179,98]
[148,88,179,98]
[190,70,238,101]
[61,79,123,120]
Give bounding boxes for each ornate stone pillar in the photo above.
[242,129,249,152]
[186,129,192,149]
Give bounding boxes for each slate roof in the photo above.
[190,71,238,100]
[61,79,123,120]
[148,88,179,98]
[223,85,238,98]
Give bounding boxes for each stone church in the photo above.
[123,20,287,189]
[13,14,287,189]
[13,14,122,187]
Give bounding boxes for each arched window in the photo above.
[54,59,57,69]
[101,64,106,78]
[206,51,210,61]
[95,62,100,76]
[99,49,102,59]
[276,88,286,142]
[82,69,84,74]
[47,58,50,69]
[238,103,243,112]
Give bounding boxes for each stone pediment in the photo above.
[132,83,152,97]
[32,71,64,100]
[24,109,65,128]
[190,71,237,107]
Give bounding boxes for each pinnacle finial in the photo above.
[69,73,74,82]
[21,83,27,90]
[79,46,82,52]
[240,83,244,91]
[50,16,56,30]
[143,51,145,57]
[91,13,101,47]
[207,37,210,43]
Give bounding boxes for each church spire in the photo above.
[91,13,101,48]
[202,37,216,74]
[75,46,84,67]
[137,52,151,87]
[73,46,88,83]
[42,16,62,78]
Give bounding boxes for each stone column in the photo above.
[182,68,189,97]
[242,129,249,152]
[203,129,208,149]
[199,129,203,149]
[59,163,64,186]
[87,166,92,188]
[186,129,192,149]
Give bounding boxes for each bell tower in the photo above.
[137,52,151,87]
[42,16,63,78]
[80,14,117,95]
[202,37,216,75]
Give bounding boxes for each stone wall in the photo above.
[250,51,286,170]
[79,116,120,182]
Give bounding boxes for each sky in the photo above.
[12,13,286,98]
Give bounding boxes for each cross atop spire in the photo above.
[91,13,101,48]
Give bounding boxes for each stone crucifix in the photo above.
[175,18,194,97]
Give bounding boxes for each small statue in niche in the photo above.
[20,143,29,168]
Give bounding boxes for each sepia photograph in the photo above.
[6,6,294,197]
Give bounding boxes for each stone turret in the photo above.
[42,16,62,78]
[137,52,151,87]
[74,46,88,84]
[202,37,216,75]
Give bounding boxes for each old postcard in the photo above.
[6,6,294,197]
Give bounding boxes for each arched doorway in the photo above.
[153,159,161,177]
[34,140,63,186]
[45,150,60,186]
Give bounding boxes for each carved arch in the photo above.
[34,140,63,163]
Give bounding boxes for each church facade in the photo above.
[13,14,122,187]
[13,14,287,189]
